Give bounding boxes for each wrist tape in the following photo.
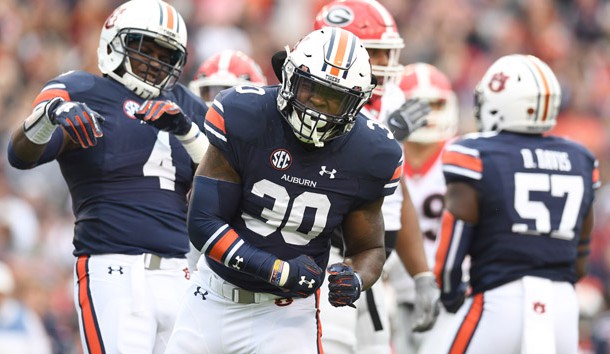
[23,103,57,145]
[175,122,208,163]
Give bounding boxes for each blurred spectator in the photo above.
[0,260,52,354]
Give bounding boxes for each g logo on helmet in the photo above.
[324,6,354,26]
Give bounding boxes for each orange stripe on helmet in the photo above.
[165,3,175,31]
[206,107,227,134]
[449,293,484,354]
[442,150,482,173]
[76,256,104,354]
[33,89,71,108]
[528,57,551,122]
[329,29,349,77]
[209,229,238,263]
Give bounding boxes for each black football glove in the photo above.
[134,100,192,136]
[271,255,324,297]
[45,97,104,149]
[327,263,363,308]
[441,281,468,314]
[385,98,431,142]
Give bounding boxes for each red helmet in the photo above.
[314,0,404,96]
[400,63,458,143]
[189,50,267,105]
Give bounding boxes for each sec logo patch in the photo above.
[270,149,292,170]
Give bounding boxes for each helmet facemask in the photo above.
[109,30,186,99]
[279,60,369,147]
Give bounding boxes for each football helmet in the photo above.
[189,50,267,106]
[98,0,188,99]
[474,54,561,134]
[400,63,458,143]
[276,27,375,147]
[314,0,404,96]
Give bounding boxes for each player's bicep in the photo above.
[342,197,385,256]
[444,182,479,224]
[195,143,240,183]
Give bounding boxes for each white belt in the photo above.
[207,272,283,304]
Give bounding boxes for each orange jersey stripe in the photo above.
[449,293,484,354]
[33,89,71,108]
[434,210,455,286]
[442,150,482,173]
[76,256,104,354]
[206,107,227,134]
[329,30,349,77]
[593,167,600,185]
[209,229,238,262]
[391,164,402,180]
[529,58,551,121]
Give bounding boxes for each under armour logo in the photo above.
[54,101,76,115]
[299,276,316,288]
[232,256,244,270]
[319,166,336,179]
[108,266,124,274]
[194,286,208,300]
[533,301,546,314]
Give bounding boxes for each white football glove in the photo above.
[412,271,441,332]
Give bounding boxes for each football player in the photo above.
[7,1,207,353]
[314,1,439,353]
[189,49,267,106]
[165,27,402,354]
[383,62,461,354]
[434,54,599,353]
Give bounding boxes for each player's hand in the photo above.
[272,255,323,297]
[441,281,468,314]
[46,97,104,149]
[134,100,192,136]
[385,98,431,142]
[412,272,441,332]
[327,263,362,308]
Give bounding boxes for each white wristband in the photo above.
[23,103,57,145]
[175,122,208,163]
[354,271,364,290]
[413,271,434,280]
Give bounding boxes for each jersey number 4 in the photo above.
[512,172,584,239]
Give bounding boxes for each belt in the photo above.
[143,253,163,270]
[207,272,282,304]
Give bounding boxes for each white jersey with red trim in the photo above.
[384,142,446,303]
[361,82,405,231]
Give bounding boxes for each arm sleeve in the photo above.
[187,176,283,284]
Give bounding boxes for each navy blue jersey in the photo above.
[441,131,600,293]
[203,85,403,293]
[33,71,207,257]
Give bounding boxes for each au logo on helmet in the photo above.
[488,72,509,93]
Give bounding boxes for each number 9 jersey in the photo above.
[438,130,600,294]
[201,85,403,294]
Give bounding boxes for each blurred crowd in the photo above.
[0,0,609,353]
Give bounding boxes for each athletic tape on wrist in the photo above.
[23,103,57,145]
[269,259,290,287]
[175,122,208,163]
